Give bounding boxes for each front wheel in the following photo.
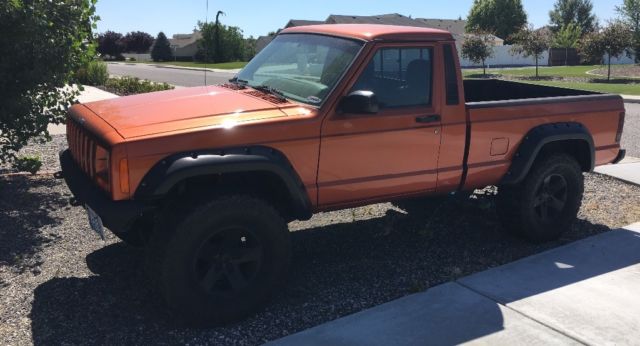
[497,154,584,242]
[148,195,291,326]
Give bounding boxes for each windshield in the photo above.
[236,34,363,106]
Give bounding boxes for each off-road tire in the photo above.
[145,195,291,326]
[497,154,584,242]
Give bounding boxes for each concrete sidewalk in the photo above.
[622,95,640,104]
[47,86,119,135]
[595,156,640,186]
[270,223,640,345]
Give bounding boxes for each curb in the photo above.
[108,62,241,74]
[622,96,640,104]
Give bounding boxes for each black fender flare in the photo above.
[134,146,312,219]
[501,122,595,185]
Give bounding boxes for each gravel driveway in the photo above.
[2,136,640,345]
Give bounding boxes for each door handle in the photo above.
[415,115,441,124]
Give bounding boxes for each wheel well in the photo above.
[537,139,592,172]
[162,171,299,221]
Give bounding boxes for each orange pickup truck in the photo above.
[60,24,626,325]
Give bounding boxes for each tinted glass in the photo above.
[350,47,433,109]
[443,44,460,105]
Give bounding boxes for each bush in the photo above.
[0,0,97,164]
[104,77,174,96]
[14,156,42,175]
[76,61,109,86]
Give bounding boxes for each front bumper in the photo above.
[59,149,150,234]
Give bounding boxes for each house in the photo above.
[416,18,504,46]
[168,30,202,59]
[255,14,505,53]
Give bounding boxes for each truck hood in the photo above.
[82,86,294,139]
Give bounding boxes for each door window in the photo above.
[350,47,433,109]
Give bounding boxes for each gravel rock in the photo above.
[1,138,639,345]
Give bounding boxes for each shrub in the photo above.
[104,77,174,96]
[14,156,42,175]
[0,0,97,164]
[76,61,109,86]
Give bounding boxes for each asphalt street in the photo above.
[107,63,236,87]
[107,63,639,158]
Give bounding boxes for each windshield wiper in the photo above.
[227,77,249,88]
[252,85,287,101]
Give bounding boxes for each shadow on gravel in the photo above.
[29,195,613,345]
[0,176,67,272]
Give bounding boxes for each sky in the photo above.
[95,0,621,38]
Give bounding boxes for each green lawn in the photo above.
[462,65,601,79]
[462,64,640,95]
[511,80,640,96]
[130,61,248,70]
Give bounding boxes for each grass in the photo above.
[511,80,640,96]
[127,61,248,70]
[462,65,601,79]
[463,64,640,96]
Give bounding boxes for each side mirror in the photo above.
[338,90,379,114]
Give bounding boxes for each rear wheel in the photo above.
[497,154,584,242]
[147,195,291,326]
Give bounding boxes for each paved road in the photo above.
[622,103,640,158]
[106,62,640,158]
[107,63,236,87]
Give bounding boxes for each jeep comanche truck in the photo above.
[60,24,626,325]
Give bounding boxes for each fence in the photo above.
[458,45,636,68]
[122,53,152,62]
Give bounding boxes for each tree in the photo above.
[579,21,633,80]
[617,0,640,62]
[552,23,582,65]
[461,34,495,77]
[151,32,173,62]
[510,26,552,78]
[123,31,154,53]
[0,0,98,163]
[196,22,245,63]
[243,36,257,61]
[466,0,528,44]
[549,0,597,36]
[97,31,125,59]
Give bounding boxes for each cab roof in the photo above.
[281,24,454,42]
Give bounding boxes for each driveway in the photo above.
[107,63,236,87]
[622,103,640,158]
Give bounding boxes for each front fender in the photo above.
[134,146,312,219]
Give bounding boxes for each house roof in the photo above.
[282,24,454,42]
[169,31,202,48]
[285,19,324,28]
[415,18,467,36]
[325,13,431,27]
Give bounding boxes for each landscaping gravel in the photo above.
[1,136,640,345]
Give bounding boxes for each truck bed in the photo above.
[464,79,599,104]
[461,79,624,191]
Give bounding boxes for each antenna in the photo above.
[204,0,209,85]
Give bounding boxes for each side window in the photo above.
[350,47,433,109]
[443,44,460,105]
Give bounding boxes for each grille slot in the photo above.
[67,119,97,180]
[243,90,289,104]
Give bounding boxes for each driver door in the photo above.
[317,44,442,207]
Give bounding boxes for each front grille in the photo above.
[67,119,96,179]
